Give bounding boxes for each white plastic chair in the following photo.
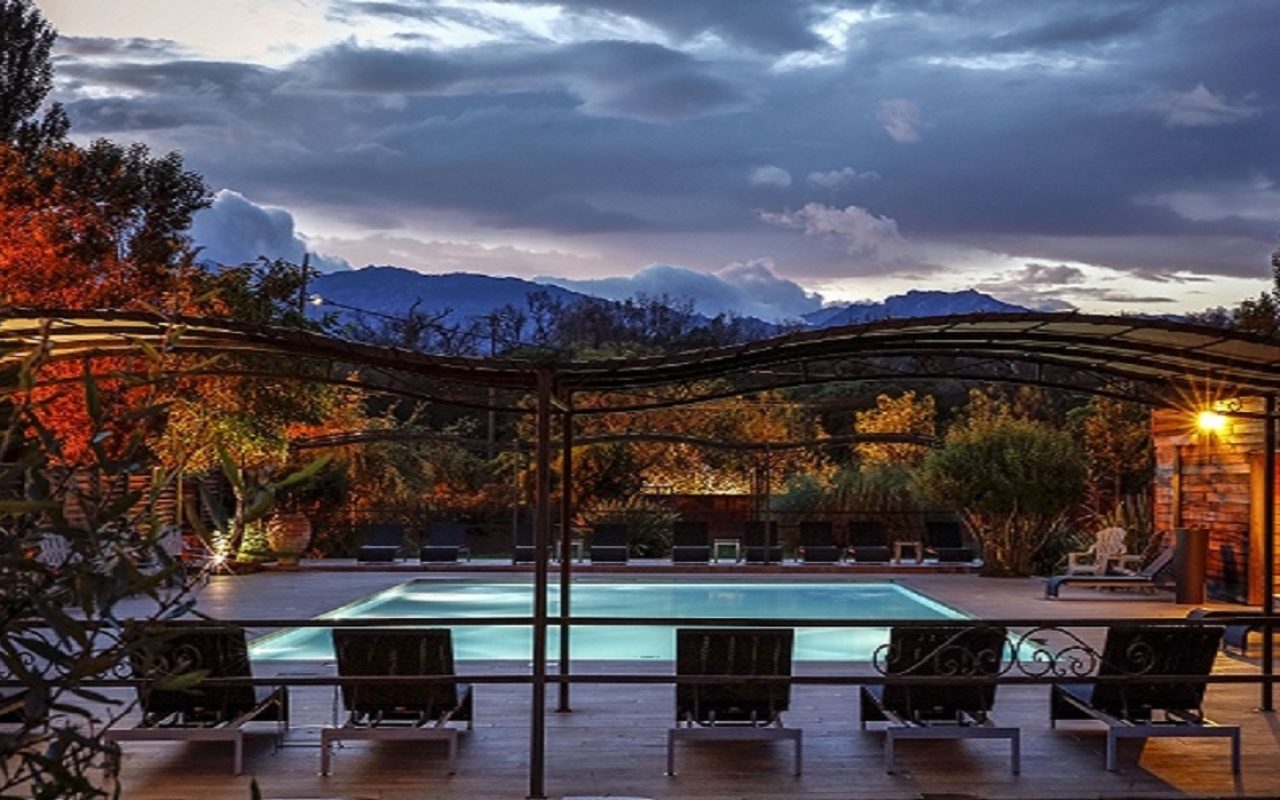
[1066,527,1130,575]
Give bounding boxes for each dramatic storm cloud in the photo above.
[190,191,350,272]
[42,0,1280,312]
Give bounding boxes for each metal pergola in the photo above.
[4,307,1280,798]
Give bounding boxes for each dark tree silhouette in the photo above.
[0,0,69,150]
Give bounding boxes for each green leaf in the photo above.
[273,454,332,490]
[217,442,246,494]
[83,370,103,427]
[242,490,275,523]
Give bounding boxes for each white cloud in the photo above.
[807,166,879,189]
[538,259,822,321]
[1151,84,1259,127]
[876,98,922,143]
[759,203,908,261]
[305,232,610,278]
[1144,176,1280,221]
[749,165,792,187]
[189,189,350,271]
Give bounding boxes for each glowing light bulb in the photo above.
[1196,410,1226,433]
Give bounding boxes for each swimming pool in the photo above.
[250,580,965,661]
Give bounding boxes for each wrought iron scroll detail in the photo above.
[870,625,1160,679]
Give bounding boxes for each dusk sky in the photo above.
[40,0,1280,320]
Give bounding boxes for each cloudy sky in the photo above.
[42,0,1280,320]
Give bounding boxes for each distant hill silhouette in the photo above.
[310,266,1033,334]
[803,289,1027,327]
[310,266,589,322]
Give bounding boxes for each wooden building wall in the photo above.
[1153,399,1276,603]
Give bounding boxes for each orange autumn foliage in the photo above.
[0,140,219,463]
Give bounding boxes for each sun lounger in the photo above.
[105,625,288,775]
[669,628,801,776]
[671,521,710,564]
[355,523,404,563]
[847,520,891,563]
[590,523,630,564]
[925,520,975,563]
[513,523,556,564]
[420,521,470,563]
[323,628,473,774]
[742,520,782,564]
[860,624,1018,773]
[1187,607,1270,654]
[798,520,841,564]
[1050,623,1239,771]
[1044,547,1175,599]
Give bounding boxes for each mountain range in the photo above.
[309,265,1030,332]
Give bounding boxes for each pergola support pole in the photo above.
[528,369,553,799]
[1264,394,1275,712]
[558,395,573,713]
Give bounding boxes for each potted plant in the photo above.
[266,510,312,568]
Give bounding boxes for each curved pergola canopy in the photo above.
[8,306,1280,800]
[3,308,1280,413]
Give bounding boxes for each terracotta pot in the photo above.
[267,512,311,567]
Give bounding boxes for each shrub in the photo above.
[2,358,205,798]
[581,496,678,557]
[916,417,1085,576]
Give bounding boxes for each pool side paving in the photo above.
[106,569,1269,800]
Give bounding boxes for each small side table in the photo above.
[893,540,924,564]
[712,538,741,563]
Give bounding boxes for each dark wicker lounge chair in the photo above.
[420,521,470,563]
[105,625,288,775]
[323,628,474,775]
[670,628,801,776]
[513,523,556,564]
[742,520,782,564]
[590,523,630,564]
[356,523,404,563]
[847,519,891,563]
[1044,547,1175,599]
[1050,623,1239,771]
[671,521,710,564]
[798,520,841,564]
[925,520,975,563]
[860,625,1018,774]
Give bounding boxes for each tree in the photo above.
[1,352,204,799]
[1070,394,1152,512]
[852,391,935,467]
[916,416,1086,576]
[0,140,210,310]
[1188,238,1280,337]
[0,0,68,151]
[572,388,825,498]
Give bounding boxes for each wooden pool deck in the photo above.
[107,570,1277,800]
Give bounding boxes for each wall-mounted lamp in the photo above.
[1196,410,1227,434]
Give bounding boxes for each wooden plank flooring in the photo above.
[106,569,1278,799]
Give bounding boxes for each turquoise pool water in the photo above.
[250,580,965,661]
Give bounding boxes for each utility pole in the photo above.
[487,314,498,459]
[297,253,311,318]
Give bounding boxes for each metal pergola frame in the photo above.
[3,307,1279,798]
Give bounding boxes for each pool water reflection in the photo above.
[250,580,965,661]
